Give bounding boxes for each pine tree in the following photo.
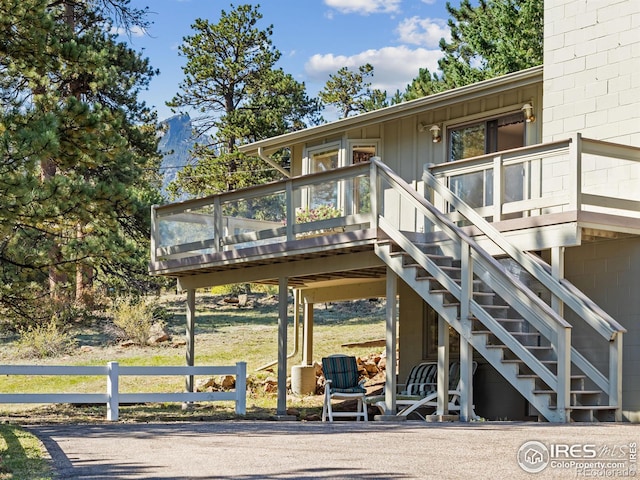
[318,64,388,118]
[168,4,320,198]
[0,0,163,322]
[403,0,543,99]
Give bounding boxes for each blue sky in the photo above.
[119,0,452,121]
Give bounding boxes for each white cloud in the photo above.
[324,0,401,15]
[305,45,442,94]
[111,25,146,37]
[396,17,450,48]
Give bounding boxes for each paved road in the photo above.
[29,421,638,479]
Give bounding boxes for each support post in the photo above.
[437,315,450,415]
[107,361,119,421]
[609,333,623,422]
[384,268,398,415]
[459,242,474,421]
[551,246,565,317]
[556,326,572,422]
[277,277,289,416]
[185,289,196,394]
[302,301,314,366]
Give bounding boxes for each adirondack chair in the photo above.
[321,355,368,422]
[396,361,478,419]
[364,362,438,415]
[366,361,477,420]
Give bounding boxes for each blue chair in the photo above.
[321,355,368,422]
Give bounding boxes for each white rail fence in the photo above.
[0,362,247,421]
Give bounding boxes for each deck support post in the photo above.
[459,241,474,421]
[384,268,398,415]
[185,288,196,394]
[302,301,314,366]
[437,315,450,415]
[551,246,565,317]
[277,276,289,416]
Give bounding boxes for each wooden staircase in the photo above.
[368,158,625,422]
[376,239,618,422]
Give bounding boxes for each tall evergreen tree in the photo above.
[318,64,388,118]
[168,4,321,198]
[0,0,163,322]
[403,0,543,99]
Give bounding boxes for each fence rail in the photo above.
[0,362,247,421]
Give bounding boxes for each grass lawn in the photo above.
[0,424,51,480]
[0,292,386,478]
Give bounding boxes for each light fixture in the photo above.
[521,102,536,123]
[429,124,442,143]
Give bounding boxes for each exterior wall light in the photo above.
[522,102,536,123]
[430,124,442,143]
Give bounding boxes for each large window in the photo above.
[348,141,378,215]
[448,113,526,214]
[306,144,340,208]
[449,113,525,162]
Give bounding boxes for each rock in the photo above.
[196,377,216,392]
[147,322,170,344]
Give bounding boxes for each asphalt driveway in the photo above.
[29,421,638,479]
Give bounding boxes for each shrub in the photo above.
[109,298,159,346]
[15,319,78,359]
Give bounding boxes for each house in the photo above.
[149,0,640,422]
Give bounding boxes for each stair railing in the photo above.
[370,157,575,420]
[422,161,625,415]
[371,156,625,420]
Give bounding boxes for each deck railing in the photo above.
[428,133,640,223]
[151,163,372,264]
[151,135,640,269]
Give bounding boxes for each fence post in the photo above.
[236,362,247,415]
[107,361,119,421]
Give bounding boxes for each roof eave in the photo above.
[238,65,543,155]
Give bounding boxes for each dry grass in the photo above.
[0,292,386,424]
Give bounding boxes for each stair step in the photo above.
[518,374,586,381]
[549,405,617,411]
[502,358,556,364]
[423,275,482,285]
[533,389,602,395]
[486,344,552,351]
[475,330,540,337]
[569,405,617,411]
[414,265,461,274]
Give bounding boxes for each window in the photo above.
[305,144,340,209]
[449,113,525,162]
[348,141,378,215]
[447,112,526,216]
